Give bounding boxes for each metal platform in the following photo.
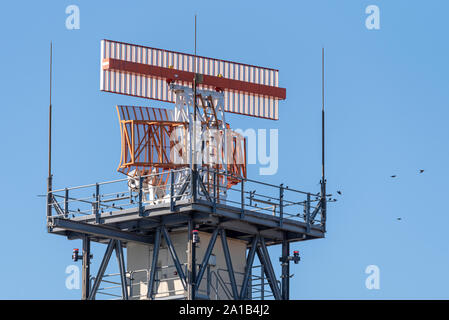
[47,168,326,246]
[46,168,328,300]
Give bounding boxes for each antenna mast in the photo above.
[47,42,53,219]
[188,14,198,301]
[321,47,327,228]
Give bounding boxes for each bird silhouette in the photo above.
[390,175,397,178]
[419,169,424,174]
[397,217,402,221]
[337,191,342,195]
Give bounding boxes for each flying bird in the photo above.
[337,191,342,195]
[390,175,397,178]
[397,218,402,221]
[419,169,424,174]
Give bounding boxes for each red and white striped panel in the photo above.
[100,40,284,120]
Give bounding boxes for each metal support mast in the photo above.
[321,47,327,231]
[281,235,290,300]
[191,14,198,202]
[81,235,91,300]
[187,15,198,300]
[187,220,196,300]
[46,42,53,223]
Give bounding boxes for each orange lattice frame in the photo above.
[117,105,246,189]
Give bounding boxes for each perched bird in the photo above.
[390,175,397,178]
[419,169,424,174]
[337,191,342,195]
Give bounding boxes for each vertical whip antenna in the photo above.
[49,42,52,180]
[321,48,325,186]
[321,47,327,228]
[47,42,53,219]
[189,17,198,300]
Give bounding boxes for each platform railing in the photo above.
[196,167,330,228]
[47,168,191,221]
[47,167,330,229]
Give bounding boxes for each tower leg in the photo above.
[256,237,282,300]
[281,236,290,300]
[240,235,258,299]
[187,219,196,300]
[147,227,161,300]
[81,235,91,300]
[89,239,115,300]
[115,240,128,300]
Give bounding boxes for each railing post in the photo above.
[279,183,284,227]
[170,171,175,212]
[129,271,133,299]
[206,265,211,298]
[138,176,143,216]
[240,178,245,218]
[47,190,53,221]
[192,168,197,202]
[64,188,69,218]
[95,183,100,224]
[213,170,217,212]
[305,193,311,232]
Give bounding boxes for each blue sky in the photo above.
[0,0,448,299]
